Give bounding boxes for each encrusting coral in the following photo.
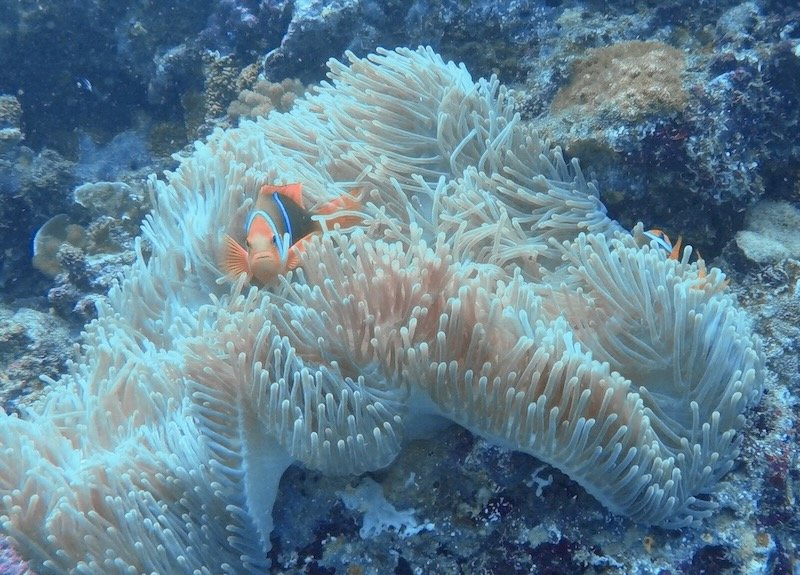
[550,40,687,120]
[0,47,763,574]
[227,77,306,123]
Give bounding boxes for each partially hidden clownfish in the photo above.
[220,182,362,285]
[641,228,683,260]
[641,228,727,289]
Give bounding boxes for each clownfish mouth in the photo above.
[251,251,276,263]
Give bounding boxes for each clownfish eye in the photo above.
[271,236,277,244]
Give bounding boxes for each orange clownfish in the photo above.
[642,228,683,260]
[642,228,727,289]
[220,182,361,285]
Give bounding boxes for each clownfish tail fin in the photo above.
[316,191,363,230]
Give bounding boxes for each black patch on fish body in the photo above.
[272,193,320,244]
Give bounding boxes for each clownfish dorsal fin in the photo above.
[282,183,304,207]
[261,183,304,208]
[670,235,683,261]
[220,234,250,279]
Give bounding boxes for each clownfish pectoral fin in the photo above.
[316,192,363,230]
[220,234,251,278]
[261,183,305,208]
[285,240,307,270]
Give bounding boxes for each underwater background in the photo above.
[0,0,799,573]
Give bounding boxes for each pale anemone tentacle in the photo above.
[0,46,764,573]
